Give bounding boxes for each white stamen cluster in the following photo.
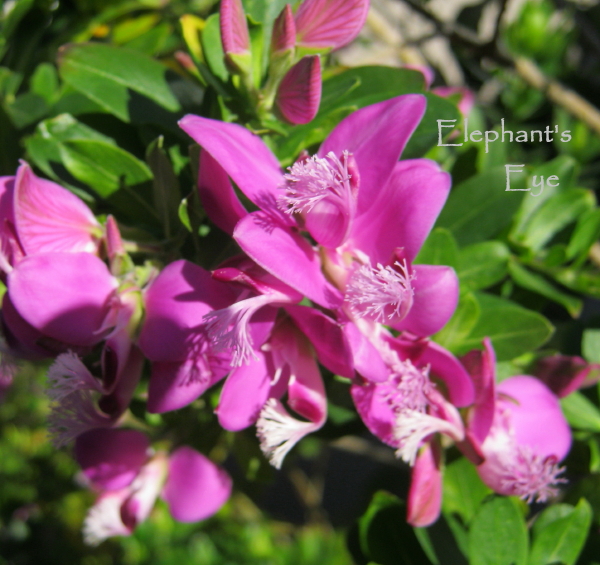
[47,351,102,401]
[256,398,319,469]
[279,151,351,215]
[345,260,415,323]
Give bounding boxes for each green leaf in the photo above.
[414,227,459,268]
[456,293,553,361]
[358,491,433,565]
[468,497,528,565]
[458,241,510,291]
[528,499,592,565]
[511,155,578,237]
[25,114,151,198]
[560,391,600,433]
[201,13,229,83]
[58,42,180,122]
[436,167,526,245]
[30,63,59,104]
[242,0,290,25]
[517,189,595,252]
[566,208,600,263]
[442,457,492,524]
[434,291,480,352]
[508,260,582,317]
[583,329,600,364]
[403,93,460,159]
[60,140,152,197]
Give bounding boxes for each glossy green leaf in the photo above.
[468,497,528,565]
[434,291,480,352]
[583,329,600,364]
[560,391,600,433]
[511,155,578,236]
[528,499,592,565]
[458,241,510,291]
[60,139,152,197]
[456,293,553,360]
[518,188,595,252]
[58,42,180,122]
[358,491,433,565]
[414,227,459,268]
[508,260,582,317]
[202,13,229,83]
[442,457,492,524]
[566,208,600,262]
[436,167,526,245]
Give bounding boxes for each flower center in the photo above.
[345,260,415,323]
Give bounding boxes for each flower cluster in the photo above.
[0,92,584,541]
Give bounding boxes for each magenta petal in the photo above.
[1,293,52,359]
[276,55,321,125]
[417,341,474,407]
[392,265,459,337]
[198,149,247,235]
[220,0,250,54]
[216,352,272,431]
[234,211,342,309]
[74,428,150,491]
[351,160,451,264]
[163,447,232,522]
[460,338,496,442]
[139,260,235,362]
[407,441,442,527]
[285,305,354,378]
[7,252,117,347]
[179,115,288,220]
[351,380,396,446]
[272,4,296,53]
[14,162,101,256]
[147,357,225,414]
[319,95,426,217]
[343,322,389,383]
[295,0,369,49]
[498,376,571,460]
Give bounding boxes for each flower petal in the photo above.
[162,447,232,522]
[295,0,369,49]
[7,252,117,347]
[234,211,342,309]
[285,304,354,378]
[138,260,235,362]
[13,162,101,256]
[198,148,247,235]
[216,351,272,431]
[351,159,451,264]
[319,95,426,217]
[74,428,150,491]
[407,441,442,527]
[391,265,459,337]
[179,115,288,220]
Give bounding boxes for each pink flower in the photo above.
[477,375,571,503]
[179,95,459,369]
[75,429,231,544]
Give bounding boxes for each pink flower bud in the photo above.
[275,55,321,125]
[272,4,296,55]
[220,0,249,54]
[295,0,369,50]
